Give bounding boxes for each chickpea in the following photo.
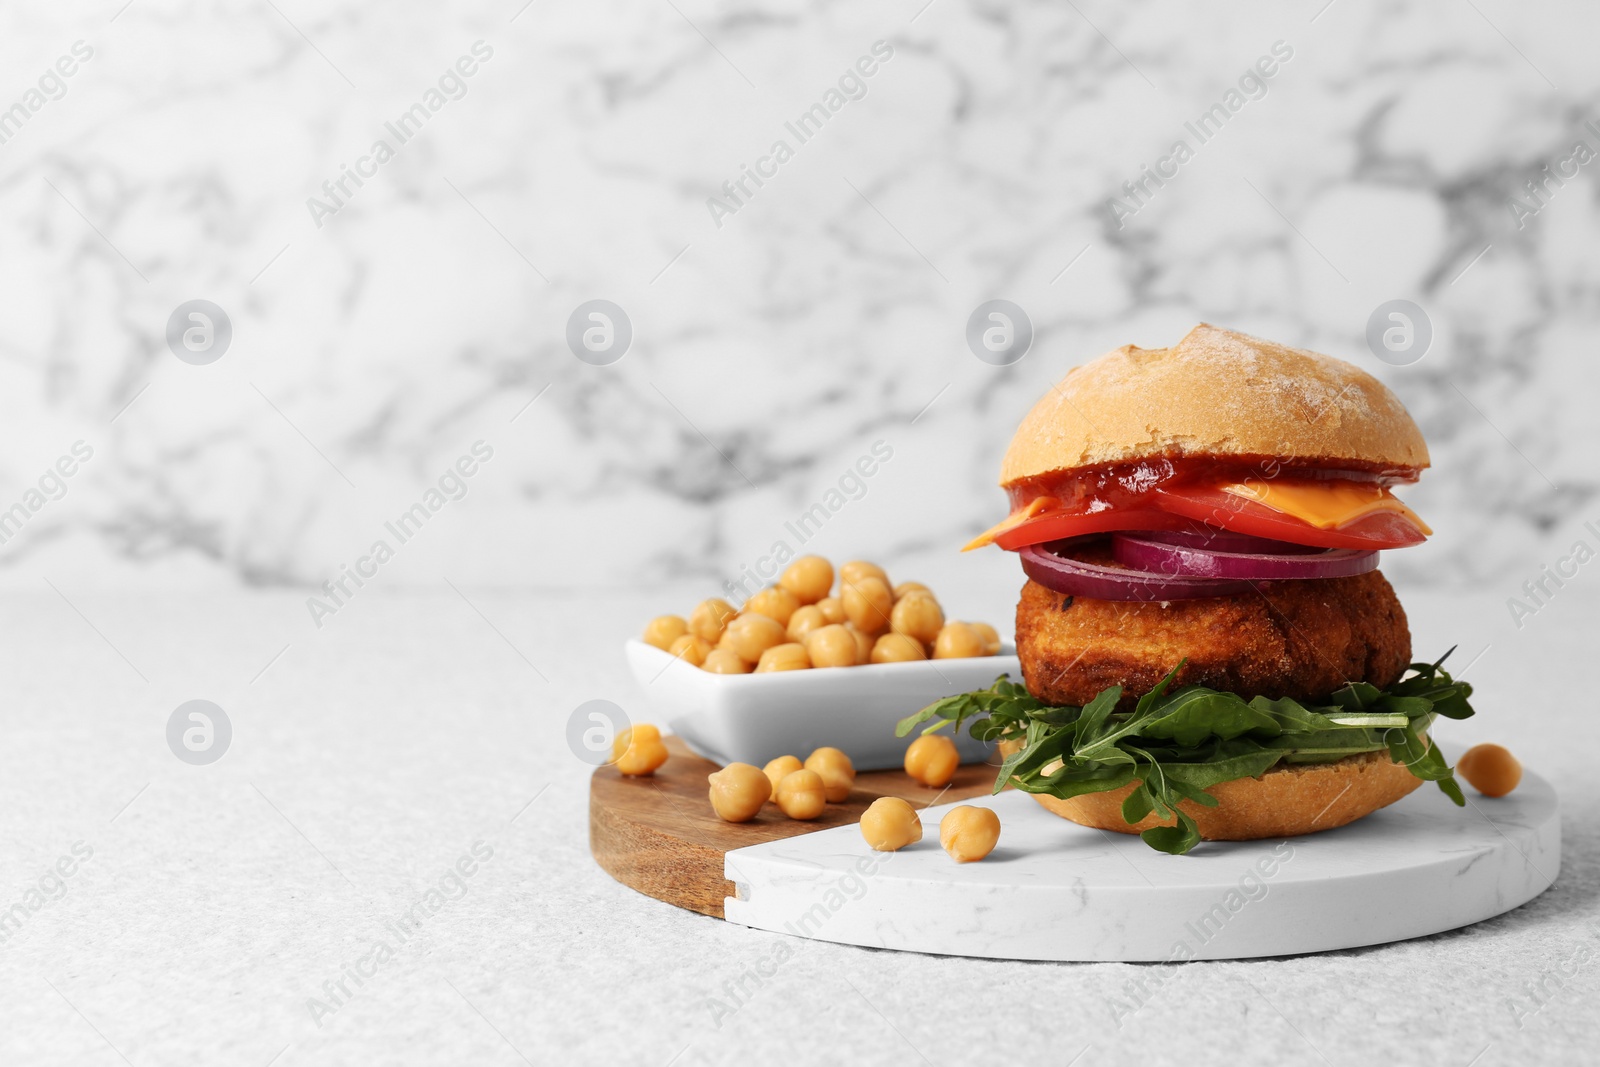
[967,621,1002,656]
[843,576,894,636]
[616,745,666,776]
[689,598,738,643]
[904,734,960,787]
[762,755,803,800]
[934,621,987,659]
[890,591,944,647]
[939,805,1001,863]
[745,585,800,627]
[786,604,827,644]
[755,642,811,673]
[846,626,874,665]
[701,648,750,674]
[871,633,926,663]
[816,597,846,625]
[1457,743,1522,797]
[668,633,713,667]
[708,762,770,822]
[643,615,689,651]
[612,723,660,761]
[804,747,856,802]
[775,769,828,820]
[780,555,834,605]
[839,560,889,589]
[614,724,669,777]
[893,581,931,601]
[860,797,924,852]
[804,624,858,668]
[719,613,786,663]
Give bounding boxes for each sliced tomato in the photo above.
[1152,484,1428,550]
[991,507,1192,551]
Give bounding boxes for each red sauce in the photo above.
[1004,454,1421,517]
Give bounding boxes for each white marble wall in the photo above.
[1,0,1596,594]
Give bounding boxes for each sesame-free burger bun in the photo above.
[999,746,1425,840]
[999,324,1430,486]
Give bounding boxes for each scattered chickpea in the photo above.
[804,624,859,668]
[892,581,931,602]
[745,585,801,627]
[668,634,713,667]
[1457,743,1522,797]
[755,642,811,673]
[904,734,961,787]
[642,615,689,652]
[934,621,987,659]
[839,560,889,589]
[786,605,827,644]
[939,805,1001,863]
[775,769,828,820]
[967,621,1002,656]
[843,576,894,636]
[689,598,738,644]
[890,591,944,647]
[702,648,751,674]
[708,763,771,822]
[871,633,926,664]
[860,797,924,852]
[816,597,846,625]
[762,755,803,799]
[804,746,857,802]
[615,724,669,777]
[719,613,787,663]
[780,555,834,605]
[612,723,659,761]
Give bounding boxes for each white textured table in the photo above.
[1,585,1596,1065]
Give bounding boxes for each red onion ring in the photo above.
[1019,542,1253,602]
[1136,527,1326,555]
[1111,533,1378,581]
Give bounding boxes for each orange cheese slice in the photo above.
[963,496,1059,551]
[1219,480,1431,534]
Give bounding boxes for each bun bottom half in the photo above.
[1007,747,1422,840]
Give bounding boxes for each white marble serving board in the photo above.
[722,773,1560,962]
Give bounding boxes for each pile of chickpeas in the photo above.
[641,555,1002,673]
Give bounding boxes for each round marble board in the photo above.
[720,773,1560,961]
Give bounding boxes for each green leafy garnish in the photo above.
[896,650,1475,855]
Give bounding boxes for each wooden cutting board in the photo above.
[589,736,999,917]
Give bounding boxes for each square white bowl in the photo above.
[624,639,1019,771]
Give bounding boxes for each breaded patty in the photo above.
[1015,546,1411,707]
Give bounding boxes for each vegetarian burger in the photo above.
[899,324,1474,854]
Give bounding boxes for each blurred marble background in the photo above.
[0,0,1596,597]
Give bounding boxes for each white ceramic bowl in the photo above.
[624,639,1020,771]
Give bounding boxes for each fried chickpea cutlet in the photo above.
[1015,542,1410,707]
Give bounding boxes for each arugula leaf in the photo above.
[1250,696,1345,732]
[1137,688,1282,746]
[1141,811,1201,855]
[896,653,1477,854]
[1158,749,1285,792]
[1121,783,1155,825]
[1077,684,1124,742]
[1328,681,1383,713]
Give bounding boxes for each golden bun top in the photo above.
[1000,324,1430,486]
